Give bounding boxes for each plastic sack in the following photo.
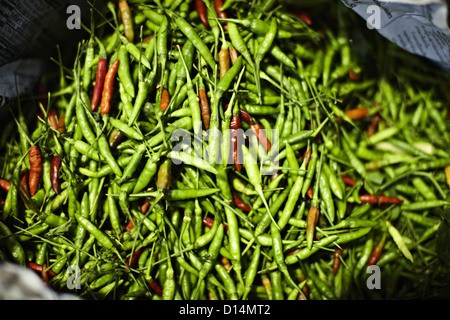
[0,0,91,109]
[340,0,450,72]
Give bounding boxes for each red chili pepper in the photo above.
[239,109,254,123]
[19,170,29,199]
[303,148,312,169]
[144,35,154,43]
[28,146,42,197]
[91,57,108,111]
[214,0,228,30]
[199,88,210,130]
[125,248,143,272]
[50,155,61,194]
[306,186,313,199]
[159,87,170,112]
[368,236,386,265]
[251,123,271,152]
[202,216,215,229]
[19,170,38,212]
[332,246,344,276]
[359,194,403,205]
[202,216,228,232]
[0,179,11,192]
[367,114,380,137]
[125,217,135,232]
[140,198,150,214]
[41,263,49,285]
[48,109,59,130]
[148,280,163,296]
[230,114,242,172]
[348,69,361,81]
[195,0,209,28]
[341,174,356,186]
[239,109,271,152]
[232,191,251,212]
[100,59,120,114]
[27,262,57,277]
[285,247,302,257]
[296,11,312,25]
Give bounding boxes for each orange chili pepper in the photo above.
[28,146,42,197]
[100,59,120,114]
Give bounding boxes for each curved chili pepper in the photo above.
[50,155,62,194]
[251,122,271,152]
[232,191,251,212]
[214,0,228,30]
[29,146,42,197]
[239,109,271,152]
[195,0,209,28]
[100,59,120,115]
[239,109,253,123]
[91,57,108,111]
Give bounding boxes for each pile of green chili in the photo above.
[0,0,449,300]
